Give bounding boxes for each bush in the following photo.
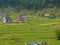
[56,30,60,40]
[49,14,56,19]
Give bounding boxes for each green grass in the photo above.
[0,16,60,45]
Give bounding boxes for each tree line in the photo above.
[0,0,60,11]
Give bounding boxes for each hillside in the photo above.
[0,16,60,45]
[0,0,60,45]
[0,0,60,11]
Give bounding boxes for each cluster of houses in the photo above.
[25,42,48,45]
[0,12,32,23]
[0,12,59,24]
[41,13,56,18]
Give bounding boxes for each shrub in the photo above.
[56,30,60,40]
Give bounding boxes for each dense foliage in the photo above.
[0,0,60,11]
[56,30,60,40]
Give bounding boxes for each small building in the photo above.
[2,15,12,23]
[16,13,33,23]
[25,42,48,45]
[25,42,37,45]
[16,14,25,23]
[49,14,56,18]
[44,14,50,17]
[2,16,6,23]
[41,13,56,18]
[0,12,6,22]
[37,42,43,45]
[41,13,50,17]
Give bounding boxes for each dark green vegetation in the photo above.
[0,0,60,11]
[56,30,60,40]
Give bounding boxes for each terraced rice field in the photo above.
[0,16,60,45]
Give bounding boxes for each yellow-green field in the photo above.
[0,16,60,45]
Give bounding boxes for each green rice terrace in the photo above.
[0,13,60,45]
[0,0,60,45]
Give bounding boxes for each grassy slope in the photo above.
[0,15,60,45]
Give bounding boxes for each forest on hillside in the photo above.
[0,0,60,11]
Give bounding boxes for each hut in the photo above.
[0,12,6,23]
[44,14,50,17]
[0,12,11,23]
[25,42,48,45]
[49,14,56,18]
[41,13,56,18]
[5,15,11,23]
[16,14,25,23]
[2,14,11,23]
[16,13,32,23]
[25,42,37,45]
